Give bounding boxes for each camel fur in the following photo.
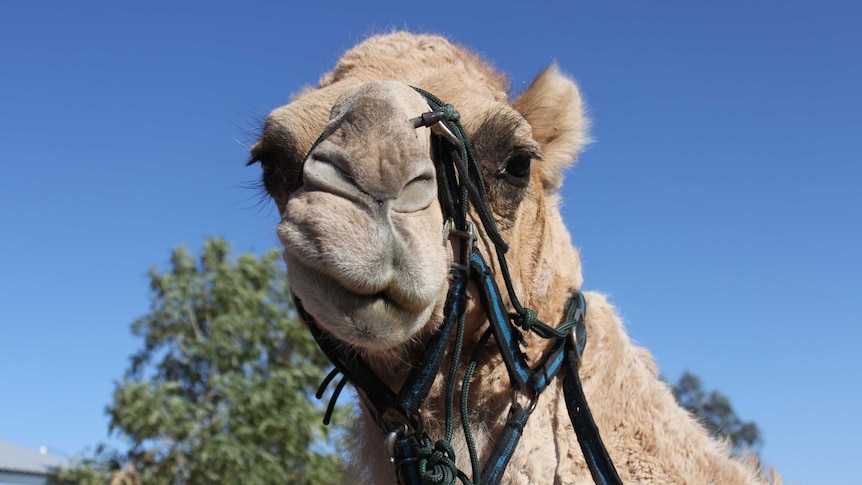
[250,32,779,484]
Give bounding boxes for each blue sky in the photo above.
[1,2,859,483]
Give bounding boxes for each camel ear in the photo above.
[513,64,590,191]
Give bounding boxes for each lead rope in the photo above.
[407,95,480,485]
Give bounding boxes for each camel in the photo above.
[249,32,779,484]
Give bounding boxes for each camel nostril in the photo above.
[368,193,393,207]
[392,170,436,213]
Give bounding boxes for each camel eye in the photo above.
[496,152,532,185]
[257,160,281,187]
[259,160,275,176]
[248,152,275,177]
[253,157,283,193]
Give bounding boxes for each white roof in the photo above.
[0,439,67,475]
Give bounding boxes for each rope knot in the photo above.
[438,104,460,122]
[517,308,539,332]
[417,437,459,485]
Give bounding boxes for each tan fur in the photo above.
[251,32,779,484]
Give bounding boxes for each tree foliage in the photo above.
[671,371,762,455]
[50,446,120,485]
[54,239,344,484]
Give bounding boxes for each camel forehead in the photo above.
[326,81,534,152]
[335,81,427,109]
[327,81,429,132]
[320,81,433,159]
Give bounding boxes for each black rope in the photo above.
[323,376,348,426]
[316,368,340,400]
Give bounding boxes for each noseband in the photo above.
[296,88,621,485]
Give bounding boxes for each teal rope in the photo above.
[461,360,481,482]
[411,90,479,485]
[414,309,474,485]
[443,298,467,444]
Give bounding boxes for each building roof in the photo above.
[0,439,67,475]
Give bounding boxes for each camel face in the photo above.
[278,81,449,350]
[250,34,587,353]
[269,78,544,351]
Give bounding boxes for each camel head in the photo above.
[250,33,589,359]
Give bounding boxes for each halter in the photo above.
[295,87,622,485]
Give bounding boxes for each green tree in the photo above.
[54,239,344,485]
[49,445,121,485]
[671,371,762,455]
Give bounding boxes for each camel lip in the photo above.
[282,246,439,308]
[287,258,421,314]
[284,253,436,349]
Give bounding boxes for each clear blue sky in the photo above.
[1,2,859,483]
